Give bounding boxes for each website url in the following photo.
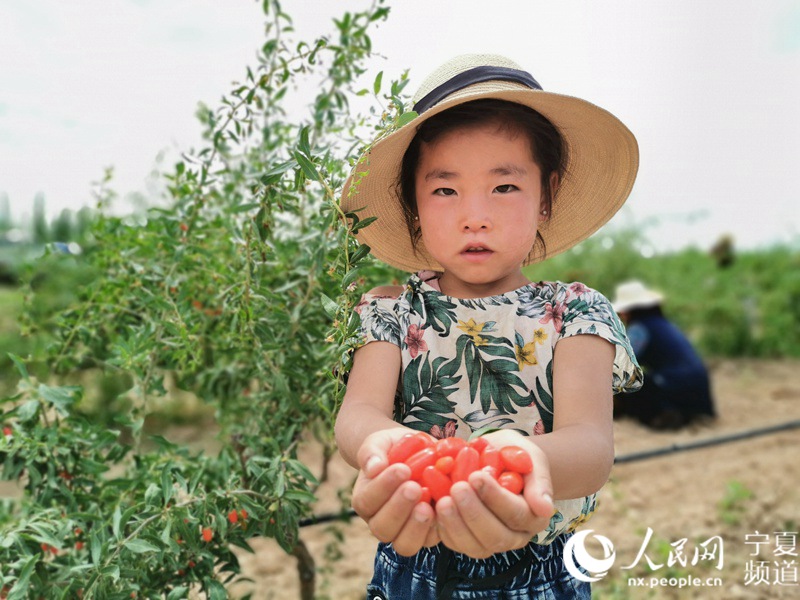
[628,575,724,589]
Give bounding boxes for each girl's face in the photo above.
[415,122,551,299]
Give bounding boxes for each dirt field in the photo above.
[229,358,800,599]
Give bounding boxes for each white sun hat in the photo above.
[612,280,665,313]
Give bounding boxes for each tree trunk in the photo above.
[292,538,316,600]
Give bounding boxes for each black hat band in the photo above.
[412,66,543,114]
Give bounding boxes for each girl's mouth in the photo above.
[461,246,494,261]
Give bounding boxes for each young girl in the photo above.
[335,54,643,599]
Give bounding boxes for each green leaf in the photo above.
[320,294,339,318]
[283,489,316,502]
[351,216,377,232]
[298,126,311,156]
[162,464,173,506]
[468,426,502,440]
[206,579,228,600]
[167,587,190,600]
[144,482,161,506]
[37,384,77,416]
[112,505,122,539]
[90,529,102,565]
[293,151,319,182]
[396,111,418,128]
[341,267,362,290]
[8,555,37,599]
[125,538,159,554]
[17,400,39,423]
[7,354,29,381]
[373,71,383,95]
[349,243,371,265]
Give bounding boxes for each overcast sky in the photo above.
[1,0,799,252]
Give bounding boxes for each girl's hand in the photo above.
[434,430,554,558]
[351,429,440,556]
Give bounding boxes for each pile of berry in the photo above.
[387,433,533,505]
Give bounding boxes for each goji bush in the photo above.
[1,1,411,597]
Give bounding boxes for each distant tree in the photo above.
[32,193,48,243]
[0,194,10,235]
[50,209,74,242]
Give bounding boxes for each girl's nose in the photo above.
[460,197,492,231]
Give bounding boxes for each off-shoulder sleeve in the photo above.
[557,284,643,394]
[354,294,403,349]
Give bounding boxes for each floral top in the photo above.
[355,272,642,545]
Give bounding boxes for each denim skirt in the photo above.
[366,534,590,600]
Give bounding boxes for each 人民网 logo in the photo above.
[564,530,616,582]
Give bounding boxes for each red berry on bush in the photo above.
[227,509,238,524]
[201,527,213,542]
[2,426,11,437]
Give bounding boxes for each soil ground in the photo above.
[2,359,798,598]
[229,358,800,599]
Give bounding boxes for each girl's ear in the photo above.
[539,171,559,221]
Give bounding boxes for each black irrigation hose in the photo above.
[613,418,800,464]
[298,418,800,528]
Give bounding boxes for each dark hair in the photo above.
[397,98,568,258]
[626,305,664,319]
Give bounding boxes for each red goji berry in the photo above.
[434,455,455,475]
[499,446,533,474]
[468,436,489,454]
[228,509,239,524]
[404,447,437,481]
[480,446,503,473]
[422,465,452,502]
[239,509,248,521]
[201,527,213,542]
[497,471,525,495]
[388,433,433,465]
[2,426,11,437]
[451,447,480,483]
[419,487,432,504]
[75,541,84,551]
[434,436,467,458]
[179,223,189,232]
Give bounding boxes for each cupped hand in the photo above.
[435,430,555,558]
[351,429,440,556]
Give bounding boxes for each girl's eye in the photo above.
[494,184,519,193]
[433,188,456,196]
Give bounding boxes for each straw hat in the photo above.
[612,280,664,313]
[341,54,639,272]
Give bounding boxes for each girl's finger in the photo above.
[448,481,530,554]
[391,501,436,557]
[435,492,493,559]
[423,521,442,548]
[365,480,423,543]
[351,463,411,520]
[468,471,552,536]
